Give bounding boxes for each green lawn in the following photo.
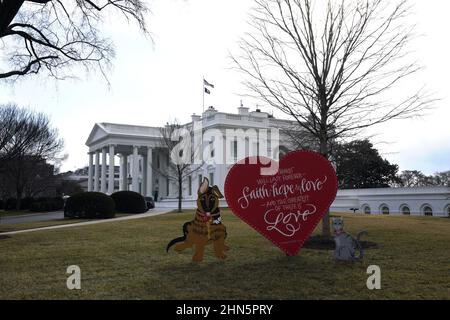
[0,210,448,300]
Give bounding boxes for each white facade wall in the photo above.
[331,188,450,217]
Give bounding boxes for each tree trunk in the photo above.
[319,136,331,238]
[0,0,25,36]
[178,175,182,213]
[16,190,22,211]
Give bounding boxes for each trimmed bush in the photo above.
[5,198,17,211]
[30,197,64,212]
[111,191,148,214]
[20,197,33,210]
[64,192,115,219]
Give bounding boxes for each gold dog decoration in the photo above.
[166,177,229,262]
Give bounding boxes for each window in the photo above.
[209,140,215,159]
[209,172,214,186]
[363,206,371,215]
[279,146,289,160]
[188,176,192,196]
[381,205,390,215]
[423,206,433,217]
[447,206,450,217]
[166,178,170,196]
[157,155,160,169]
[232,140,238,159]
[198,174,203,189]
[401,206,411,215]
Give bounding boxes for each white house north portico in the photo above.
[85,106,293,204]
[85,123,162,197]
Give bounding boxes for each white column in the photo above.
[101,147,107,193]
[94,151,100,192]
[132,146,139,192]
[146,147,153,197]
[143,154,148,196]
[88,152,94,191]
[108,145,115,194]
[120,154,128,191]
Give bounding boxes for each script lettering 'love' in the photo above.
[225,151,338,256]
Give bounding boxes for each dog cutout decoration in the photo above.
[332,217,368,262]
[166,177,229,262]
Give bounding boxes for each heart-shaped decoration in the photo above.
[225,151,338,256]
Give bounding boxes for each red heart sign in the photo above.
[225,151,338,256]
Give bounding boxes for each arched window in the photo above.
[279,146,290,160]
[363,205,371,215]
[423,206,433,217]
[380,205,390,215]
[400,205,411,215]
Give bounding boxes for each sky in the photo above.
[0,0,449,175]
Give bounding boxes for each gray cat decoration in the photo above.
[332,217,368,262]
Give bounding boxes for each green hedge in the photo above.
[111,191,148,214]
[0,197,64,212]
[30,197,64,212]
[64,192,115,219]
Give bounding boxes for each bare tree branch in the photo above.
[232,0,436,237]
[0,0,149,80]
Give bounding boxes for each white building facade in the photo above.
[332,187,450,217]
[85,107,450,217]
[85,106,292,203]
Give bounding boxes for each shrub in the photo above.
[20,197,33,210]
[64,192,115,219]
[29,197,64,212]
[5,198,17,211]
[111,191,148,214]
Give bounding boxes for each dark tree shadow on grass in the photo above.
[304,235,379,251]
[155,249,375,299]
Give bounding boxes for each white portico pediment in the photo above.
[85,123,109,147]
[85,122,163,152]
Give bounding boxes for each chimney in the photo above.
[238,101,249,115]
[250,107,268,118]
[191,114,201,122]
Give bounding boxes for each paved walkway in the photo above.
[0,208,172,236]
[0,211,64,224]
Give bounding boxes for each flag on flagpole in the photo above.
[203,77,214,112]
[203,79,215,88]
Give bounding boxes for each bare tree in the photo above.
[0,104,63,209]
[157,121,203,213]
[0,0,148,80]
[397,170,450,188]
[232,0,434,237]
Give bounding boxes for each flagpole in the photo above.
[202,76,205,113]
